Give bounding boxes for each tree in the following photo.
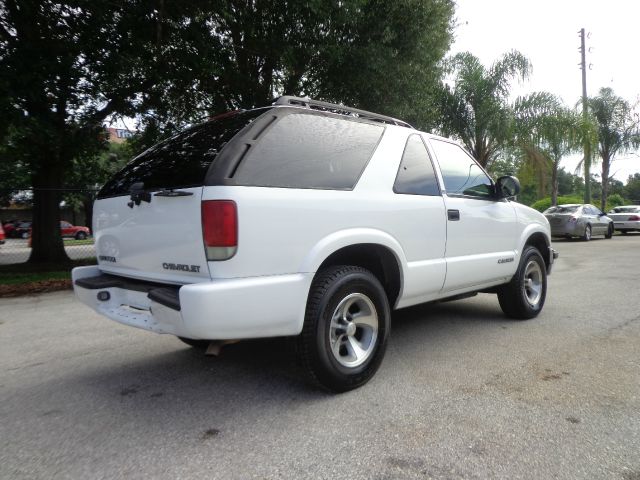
[588,87,640,211]
[437,50,531,167]
[625,173,640,203]
[514,92,584,206]
[1,0,214,262]
[1,0,455,263]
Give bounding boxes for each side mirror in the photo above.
[495,175,521,199]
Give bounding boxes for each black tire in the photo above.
[582,224,592,241]
[621,230,628,235]
[21,231,29,239]
[75,231,87,240]
[177,337,210,349]
[497,246,547,320]
[605,223,614,239]
[296,265,390,392]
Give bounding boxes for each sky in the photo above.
[450,0,640,182]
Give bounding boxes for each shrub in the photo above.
[605,194,626,211]
[530,196,584,212]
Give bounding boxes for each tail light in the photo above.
[201,200,237,260]
[568,216,577,223]
[629,215,640,221]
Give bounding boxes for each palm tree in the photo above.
[588,88,640,211]
[514,92,584,206]
[438,50,531,168]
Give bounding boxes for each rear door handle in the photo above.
[447,209,460,221]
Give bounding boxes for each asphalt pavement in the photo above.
[1,234,639,479]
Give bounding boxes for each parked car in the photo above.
[544,204,614,240]
[3,219,30,238]
[60,221,91,239]
[13,221,32,239]
[0,223,5,245]
[607,205,640,234]
[17,221,90,240]
[72,96,557,392]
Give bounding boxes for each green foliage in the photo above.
[624,173,640,202]
[513,92,584,205]
[437,50,531,167]
[530,196,584,212]
[588,87,640,210]
[605,194,626,210]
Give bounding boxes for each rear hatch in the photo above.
[94,109,266,284]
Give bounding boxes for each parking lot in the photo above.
[1,235,639,480]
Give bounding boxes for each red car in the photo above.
[22,221,91,240]
[0,223,5,245]
[60,221,91,239]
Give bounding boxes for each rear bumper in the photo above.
[613,221,640,231]
[550,222,581,237]
[72,266,313,340]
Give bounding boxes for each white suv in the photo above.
[73,97,557,391]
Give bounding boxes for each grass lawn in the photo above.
[63,238,94,246]
[0,258,96,286]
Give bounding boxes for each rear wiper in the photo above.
[154,188,194,197]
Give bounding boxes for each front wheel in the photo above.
[75,231,87,240]
[605,223,614,239]
[497,246,547,320]
[582,224,592,241]
[296,266,390,392]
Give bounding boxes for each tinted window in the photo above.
[234,113,384,190]
[430,140,493,198]
[394,134,440,196]
[98,109,267,198]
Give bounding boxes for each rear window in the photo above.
[544,205,580,214]
[98,109,267,198]
[233,113,384,190]
[610,207,639,213]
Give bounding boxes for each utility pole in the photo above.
[579,28,591,203]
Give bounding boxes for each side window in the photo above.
[234,113,384,190]
[393,134,440,196]
[430,139,493,198]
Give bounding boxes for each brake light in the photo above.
[629,215,640,221]
[568,216,577,223]
[202,200,237,260]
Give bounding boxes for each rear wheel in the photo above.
[582,224,592,241]
[296,266,390,392]
[75,231,87,240]
[497,246,547,320]
[605,223,614,239]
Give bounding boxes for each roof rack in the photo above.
[273,96,413,129]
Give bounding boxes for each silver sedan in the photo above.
[607,205,640,234]
[544,204,614,241]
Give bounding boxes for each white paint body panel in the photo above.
[73,117,554,340]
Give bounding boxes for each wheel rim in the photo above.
[329,293,379,368]
[523,260,543,306]
[585,226,591,240]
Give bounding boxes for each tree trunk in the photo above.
[83,194,94,233]
[551,159,559,206]
[28,163,70,264]
[600,154,611,211]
